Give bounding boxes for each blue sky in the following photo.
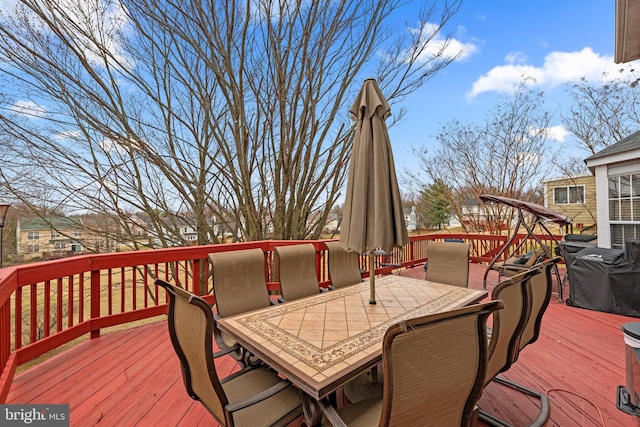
[388,0,621,173]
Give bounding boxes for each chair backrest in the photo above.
[380,300,504,427]
[155,279,229,425]
[209,248,271,318]
[485,268,539,385]
[325,241,362,288]
[519,258,559,350]
[275,243,320,301]
[425,241,471,287]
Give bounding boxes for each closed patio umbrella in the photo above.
[340,78,408,304]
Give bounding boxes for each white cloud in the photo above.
[542,125,570,142]
[414,23,480,63]
[505,51,528,65]
[468,47,619,98]
[10,100,47,118]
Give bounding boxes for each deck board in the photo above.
[7,263,640,426]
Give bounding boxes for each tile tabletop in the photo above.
[217,275,487,399]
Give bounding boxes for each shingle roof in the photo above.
[584,130,640,162]
[19,216,82,231]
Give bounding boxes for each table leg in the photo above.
[301,392,323,426]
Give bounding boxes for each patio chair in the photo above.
[483,258,560,427]
[492,247,547,280]
[478,267,543,427]
[376,249,403,275]
[424,240,471,287]
[209,248,273,367]
[275,243,321,302]
[325,241,363,289]
[155,279,303,427]
[319,300,504,427]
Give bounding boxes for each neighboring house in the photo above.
[16,216,116,261]
[403,206,417,232]
[585,130,640,248]
[16,216,107,260]
[454,197,497,231]
[323,213,340,234]
[542,175,596,229]
[17,216,83,260]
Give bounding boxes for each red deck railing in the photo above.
[0,232,561,402]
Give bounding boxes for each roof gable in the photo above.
[585,130,640,163]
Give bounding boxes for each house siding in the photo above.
[543,175,596,229]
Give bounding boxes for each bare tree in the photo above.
[0,0,464,246]
[412,78,555,233]
[554,68,640,178]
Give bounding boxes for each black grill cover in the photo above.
[566,239,640,317]
[561,241,598,286]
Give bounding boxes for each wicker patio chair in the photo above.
[209,248,273,367]
[155,279,302,427]
[275,243,321,302]
[319,300,505,427]
[424,240,471,287]
[483,258,560,427]
[325,241,363,289]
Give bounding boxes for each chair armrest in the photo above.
[213,314,235,351]
[225,377,293,412]
[496,263,534,273]
[319,397,347,427]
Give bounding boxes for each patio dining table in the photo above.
[216,274,487,426]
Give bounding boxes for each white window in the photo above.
[553,185,585,204]
[74,230,82,237]
[54,242,66,250]
[27,231,40,240]
[609,174,640,248]
[27,244,40,253]
[51,231,60,239]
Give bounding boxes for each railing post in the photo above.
[90,269,101,339]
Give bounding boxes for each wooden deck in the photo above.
[6,263,640,426]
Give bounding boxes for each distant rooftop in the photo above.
[19,216,82,231]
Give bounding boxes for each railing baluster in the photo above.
[132,266,137,311]
[15,287,22,350]
[29,284,37,344]
[67,275,74,328]
[120,267,125,313]
[56,278,63,333]
[44,280,50,338]
[108,269,113,316]
[79,272,84,323]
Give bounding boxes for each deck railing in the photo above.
[0,232,561,402]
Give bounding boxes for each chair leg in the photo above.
[479,376,550,427]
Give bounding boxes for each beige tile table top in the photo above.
[216,274,487,400]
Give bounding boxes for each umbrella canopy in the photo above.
[340,78,408,303]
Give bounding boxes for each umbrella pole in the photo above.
[369,250,376,304]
